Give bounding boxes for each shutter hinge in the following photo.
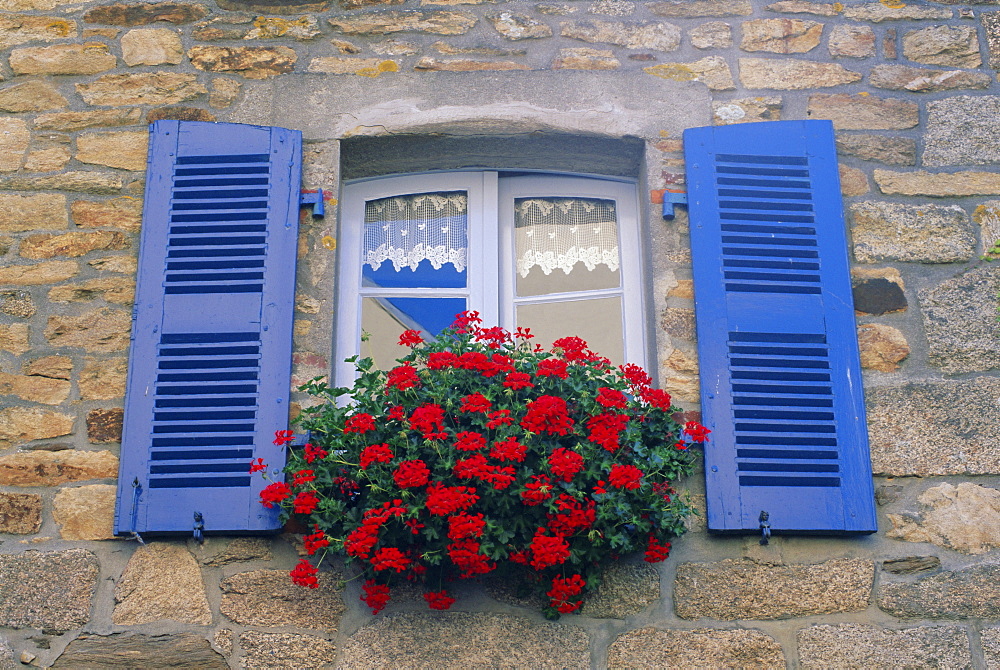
[300,189,325,218]
[662,190,687,221]
[193,511,205,544]
[759,510,771,545]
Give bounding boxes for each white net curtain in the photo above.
[364,192,469,272]
[514,198,619,277]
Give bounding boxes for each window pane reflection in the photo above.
[361,297,465,370]
[517,297,624,366]
[514,197,621,297]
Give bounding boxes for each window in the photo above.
[335,171,645,384]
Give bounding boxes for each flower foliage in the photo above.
[261,312,701,618]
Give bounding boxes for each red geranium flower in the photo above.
[486,410,514,429]
[459,393,492,414]
[361,579,390,614]
[521,395,574,436]
[410,403,447,440]
[536,358,569,379]
[393,459,431,488]
[547,574,586,613]
[425,483,479,516]
[424,590,456,610]
[249,458,266,474]
[291,469,316,487]
[595,387,628,409]
[454,431,487,452]
[345,413,376,434]
[303,443,328,464]
[644,535,671,563]
[684,421,712,443]
[386,364,421,391]
[528,527,570,569]
[303,527,330,556]
[548,447,584,482]
[608,463,644,490]
[521,474,553,506]
[273,429,295,446]
[371,546,411,572]
[618,363,652,389]
[398,329,424,347]
[503,372,534,390]
[490,436,527,462]
[260,481,292,508]
[360,443,394,470]
[293,490,320,514]
[447,512,486,540]
[290,559,319,588]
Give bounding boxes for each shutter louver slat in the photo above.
[115,121,301,536]
[684,120,877,535]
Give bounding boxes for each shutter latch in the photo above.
[300,189,325,218]
[662,190,687,221]
[128,478,145,545]
[193,512,205,544]
[759,510,771,545]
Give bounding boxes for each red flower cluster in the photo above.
[360,443,394,470]
[291,469,315,487]
[486,410,513,429]
[423,590,456,610]
[644,535,671,563]
[547,494,596,536]
[410,403,447,440]
[548,448,584,482]
[503,372,534,390]
[608,463,644,490]
[425,483,479,516]
[447,512,486,540]
[454,431,487,451]
[259,481,291,508]
[446,538,495,577]
[536,358,569,379]
[521,395,574,436]
[371,546,411,573]
[459,393,492,413]
[640,387,672,411]
[586,413,629,452]
[490,436,527,462]
[618,363,652,389]
[398,329,424,347]
[249,457,266,474]
[345,413,376,434]
[303,443,328,464]
[528,527,570,569]
[362,579,391,614]
[273,430,295,445]
[303,526,330,556]
[684,421,712,443]
[290,559,319,588]
[547,574,586,614]
[595,387,628,409]
[344,500,407,559]
[454,454,516,490]
[521,474,553,506]
[393,459,431,488]
[293,490,319,514]
[386,364,421,391]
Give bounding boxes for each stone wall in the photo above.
[1,0,1000,667]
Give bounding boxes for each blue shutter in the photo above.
[684,120,876,534]
[114,121,301,535]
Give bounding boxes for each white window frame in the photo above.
[336,170,645,386]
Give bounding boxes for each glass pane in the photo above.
[361,297,465,370]
[363,191,468,289]
[517,297,624,366]
[514,197,621,297]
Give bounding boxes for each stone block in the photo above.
[417,57,528,71]
[240,632,337,669]
[34,108,143,131]
[0,291,35,318]
[53,484,116,540]
[828,24,875,58]
[77,73,206,107]
[0,492,42,534]
[852,276,906,315]
[25,144,71,172]
[188,45,296,79]
[887,482,1000,555]
[0,324,30,355]
[0,549,98,629]
[87,408,123,443]
[660,307,695,340]
[83,2,209,26]
[552,48,618,70]
[45,308,132,352]
[580,562,659,619]
[925,96,1000,167]
[20,230,129,259]
[985,11,1000,69]
[798,624,971,668]
[0,172,125,194]
[739,58,861,89]
[857,323,909,372]
[690,21,732,49]
[490,13,552,40]
[121,28,183,66]
[71,197,143,232]
[0,117,28,172]
[921,266,1000,374]
[608,628,784,669]
[875,169,1000,197]
[649,0,751,17]
[664,373,699,402]
[644,56,734,90]
[0,193,67,233]
[842,4,951,22]
[9,43,116,75]
[0,637,13,670]
[23,355,71,379]
[674,558,873,620]
[0,79,67,112]
[560,20,680,51]
[53,633,226,669]
[48,276,135,305]
[983,628,1000,668]
[0,14,77,50]
[0,372,70,404]
[245,16,321,40]
[807,93,918,130]
[882,556,940,575]
[113,542,211,625]
[0,260,78,286]
[76,131,149,171]
[0,449,117,485]
[839,164,869,196]
[146,106,216,123]
[878,565,1000,618]
[88,255,137,274]
[79,357,127,400]
[308,56,389,74]
[903,25,980,68]
[765,0,838,14]
[209,77,242,109]
[836,133,915,165]
[867,378,1000,476]
[328,10,477,35]
[199,537,273,566]
[220,569,345,628]
[869,64,991,92]
[975,201,1000,258]
[341,613,589,668]
[849,201,974,264]
[740,18,822,53]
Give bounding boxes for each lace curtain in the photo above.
[515,197,619,277]
[364,192,468,272]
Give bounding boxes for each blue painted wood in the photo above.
[114,121,301,535]
[684,120,877,534]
